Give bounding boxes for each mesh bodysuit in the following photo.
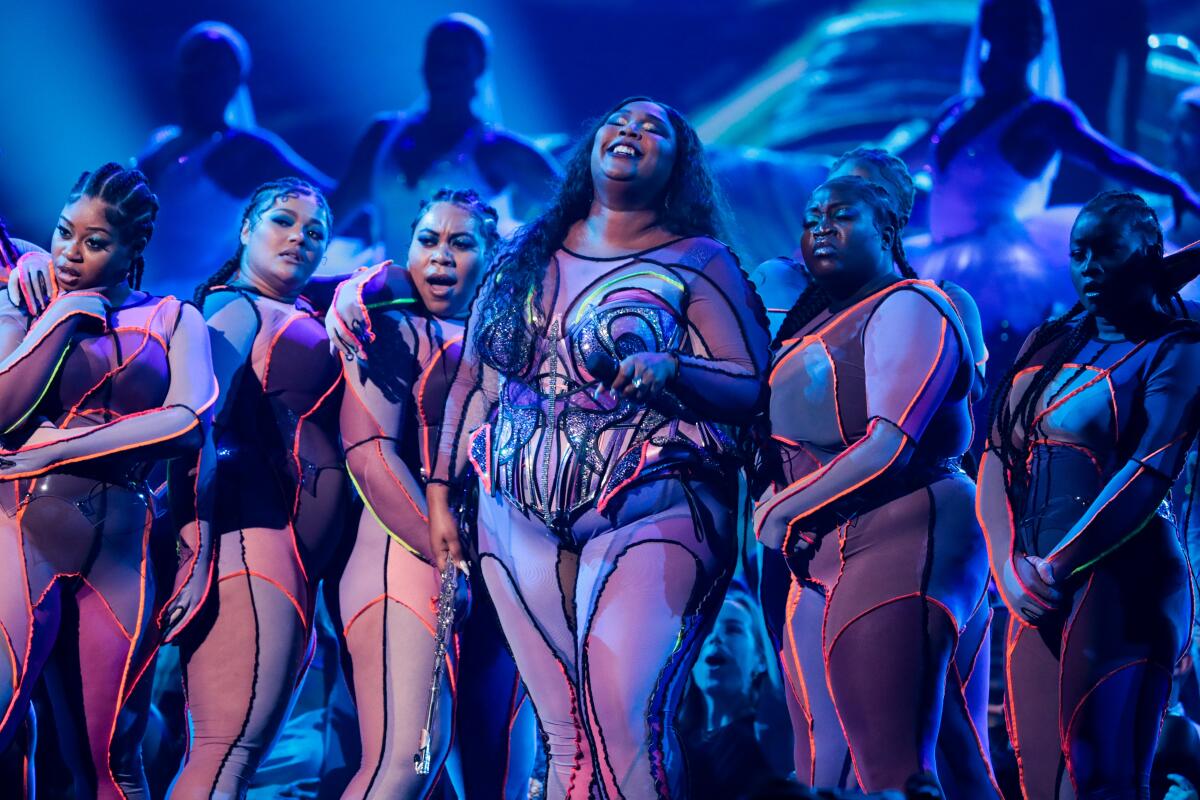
[173,285,346,798]
[434,236,770,799]
[980,320,1200,799]
[0,290,214,800]
[759,278,997,794]
[339,297,535,799]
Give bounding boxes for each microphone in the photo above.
[584,350,694,421]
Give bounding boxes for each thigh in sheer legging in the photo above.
[1005,522,1191,800]
[337,511,452,800]
[449,564,537,800]
[477,475,737,800]
[173,527,312,800]
[0,477,157,800]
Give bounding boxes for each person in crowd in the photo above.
[330,13,560,249]
[137,22,331,299]
[908,0,1200,390]
[978,191,1200,798]
[679,584,787,800]
[0,163,215,798]
[757,175,996,795]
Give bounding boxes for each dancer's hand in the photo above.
[428,484,469,576]
[609,352,678,402]
[160,560,212,643]
[325,259,392,363]
[999,555,1061,625]
[1165,773,1199,800]
[6,252,59,315]
[0,444,56,480]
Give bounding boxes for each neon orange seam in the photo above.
[820,524,864,789]
[218,570,307,626]
[261,312,307,389]
[0,620,16,692]
[1139,430,1192,463]
[897,317,948,429]
[774,278,924,352]
[1056,574,1095,744]
[341,594,437,640]
[103,513,152,796]
[1029,344,1147,432]
[976,452,1019,611]
[289,365,343,522]
[346,463,427,557]
[596,441,651,513]
[77,575,133,641]
[1023,439,1102,475]
[62,310,160,426]
[1003,617,1030,796]
[756,418,906,541]
[784,585,817,784]
[818,337,850,448]
[0,309,107,434]
[0,410,207,480]
[1063,658,1164,761]
[468,425,493,495]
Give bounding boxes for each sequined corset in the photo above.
[470,245,745,528]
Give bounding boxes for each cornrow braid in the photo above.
[69,162,159,289]
[410,187,502,261]
[0,218,20,272]
[831,147,916,227]
[987,305,1090,491]
[194,177,331,305]
[771,175,902,349]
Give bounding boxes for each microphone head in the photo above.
[584,349,619,382]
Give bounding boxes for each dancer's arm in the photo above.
[341,326,434,561]
[1044,334,1200,579]
[0,302,217,478]
[612,247,770,420]
[754,289,959,550]
[0,288,108,437]
[1044,99,1200,216]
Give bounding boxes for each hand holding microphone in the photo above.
[585,348,692,420]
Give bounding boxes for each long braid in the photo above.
[69,162,158,289]
[194,177,331,305]
[0,218,20,271]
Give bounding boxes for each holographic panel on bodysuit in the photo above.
[435,237,770,535]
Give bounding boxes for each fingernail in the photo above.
[457,560,470,578]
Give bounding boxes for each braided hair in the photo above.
[988,190,1169,489]
[194,177,331,305]
[409,187,501,262]
[470,96,730,374]
[67,163,159,289]
[771,176,912,349]
[0,218,20,272]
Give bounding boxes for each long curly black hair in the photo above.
[194,177,331,304]
[771,175,913,349]
[469,96,729,374]
[987,190,1177,489]
[67,163,159,290]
